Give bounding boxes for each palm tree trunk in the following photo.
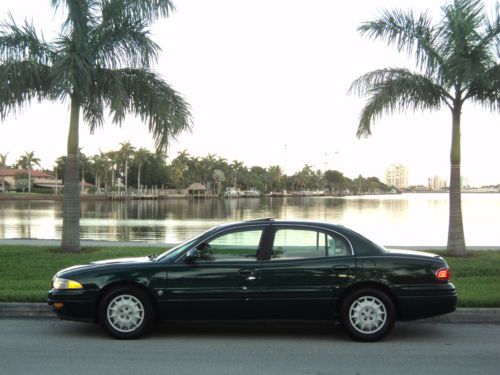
[125,159,128,192]
[28,169,31,193]
[138,165,142,193]
[447,105,466,256]
[61,95,81,252]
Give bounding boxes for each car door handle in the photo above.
[332,265,349,271]
[239,268,257,275]
[239,268,257,280]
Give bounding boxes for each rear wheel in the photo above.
[98,286,155,339]
[340,288,395,342]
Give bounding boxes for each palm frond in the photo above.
[51,0,100,36]
[100,0,175,23]
[358,9,443,73]
[85,68,192,152]
[82,84,105,130]
[0,14,53,64]
[466,63,500,111]
[473,2,500,54]
[436,0,496,88]
[351,69,449,137]
[0,61,53,119]
[90,16,160,69]
[50,35,94,100]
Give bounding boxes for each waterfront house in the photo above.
[0,168,60,191]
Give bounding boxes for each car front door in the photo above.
[164,225,269,319]
[258,225,355,319]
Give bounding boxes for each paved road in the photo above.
[0,319,498,375]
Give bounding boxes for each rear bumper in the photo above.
[47,289,98,323]
[396,283,457,320]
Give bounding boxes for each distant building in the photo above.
[0,168,59,191]
[428,176,447,191]
[384,164,408,189]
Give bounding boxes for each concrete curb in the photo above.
[0,303,54,319]
[0,303,499,323]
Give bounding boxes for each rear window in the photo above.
[345,230,387,256]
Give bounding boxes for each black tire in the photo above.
[98,285,155,339]
[340,288,395,342]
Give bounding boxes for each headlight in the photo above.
[52,277,83,290]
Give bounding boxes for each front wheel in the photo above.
[340,288,395,342]
[98,286,155,339]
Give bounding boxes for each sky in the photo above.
[0,0,498,186]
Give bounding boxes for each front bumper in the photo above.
[47,289,99,323]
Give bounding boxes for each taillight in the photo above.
[435,267,450,281]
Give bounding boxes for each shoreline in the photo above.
[0,239,498,251]
[1,191,499,201]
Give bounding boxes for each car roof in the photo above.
[217,218,346,232]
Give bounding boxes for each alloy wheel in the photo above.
[348,295,387,335]
[106,294,145,333]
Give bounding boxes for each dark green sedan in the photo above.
[48,219,457,341]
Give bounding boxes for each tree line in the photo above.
[2,145,392,195]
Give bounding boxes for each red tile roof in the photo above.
[0,168,54,178]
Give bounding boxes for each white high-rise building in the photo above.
[428,176,447,191]
[384,164,408,189]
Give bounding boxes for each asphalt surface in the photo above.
[0,319,499,375]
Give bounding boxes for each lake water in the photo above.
[0,193,499,246]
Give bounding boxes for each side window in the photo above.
[198,229,263,261]
[271,228,350,260]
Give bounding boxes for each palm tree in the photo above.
[90,153,107,193]
[118,141,136,192]
[267,165,283,192]
[0,152,8,192]
[134,147,150,192]
[230,160,245,187]
[79,149,89,194]
[0,0,192,251]
[100,150,114,192]
[350,0,499,256]
[15,151,41,193]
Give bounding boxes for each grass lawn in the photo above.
[0,246,156,302]
[0,246,498,307]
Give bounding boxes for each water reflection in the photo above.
[0,194,499,246]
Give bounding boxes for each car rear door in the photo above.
[257,224,355,319]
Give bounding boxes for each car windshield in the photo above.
[155,228,215,261]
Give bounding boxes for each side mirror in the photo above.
[185,248,200,262]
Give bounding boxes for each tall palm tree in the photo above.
[15,151,41,193]
[0,0,192,251]
[90,153,107,193]
[134,147,150,192]
[79,149,89,193]
[268,165,283,192]
[99,150,114,192]
[0,152,8,192]
[118,141,136,192]
[350,0,499,256]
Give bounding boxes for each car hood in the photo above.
[56,256,152,276]
[386,249,441,259]
[91,256,151,265]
